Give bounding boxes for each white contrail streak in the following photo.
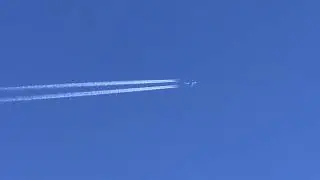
[0,79,179,91]
[0,85,178,103]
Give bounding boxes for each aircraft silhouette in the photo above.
[184,80,197,87]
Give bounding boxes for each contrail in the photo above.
[0,85,178,103]
[0,79,179,91]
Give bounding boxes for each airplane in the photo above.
[184,80,197,87]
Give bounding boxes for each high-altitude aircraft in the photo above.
[184,80,197,87]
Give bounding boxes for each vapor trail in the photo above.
[0,79,178,91]
[0,85,178,103]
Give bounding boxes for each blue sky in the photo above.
[1,0,320,179]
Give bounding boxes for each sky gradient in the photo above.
[1,0,320,179]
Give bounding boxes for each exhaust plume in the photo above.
[0,85,178,103]
[0,79,179,91]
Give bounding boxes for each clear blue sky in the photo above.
[1,0,320,179]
